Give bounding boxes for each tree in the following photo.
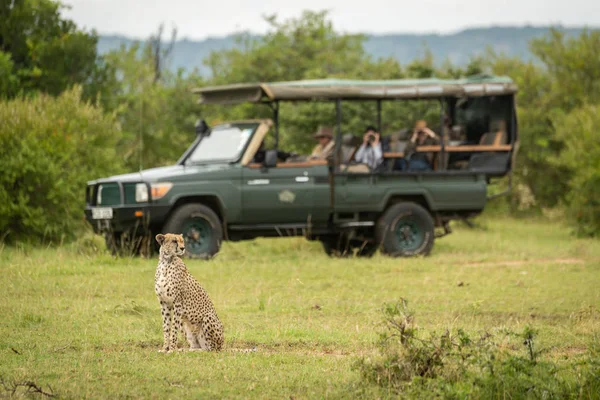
[530,28,600,109]
[103,29,204,170]
[496,30,599,204]
[552,105,600,237]
[148,23,178,84]
[0,51,18,97]
[205,10,366,84]
[0,0,114,101]
[483,29,600,235]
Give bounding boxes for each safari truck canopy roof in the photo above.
[192,75,518,104]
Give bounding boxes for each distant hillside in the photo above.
[97,26,590,77]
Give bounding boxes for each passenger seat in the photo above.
[383,129,410,171]
[340,133,359,163]
[479,120,508,146]
[468,120,510,173]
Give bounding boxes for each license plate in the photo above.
[91,207,113,219]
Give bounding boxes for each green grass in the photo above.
[0,216,599,399]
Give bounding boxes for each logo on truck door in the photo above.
[278,190,295,203]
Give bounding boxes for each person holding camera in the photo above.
[403,120,440,171]
[354,125,383,171]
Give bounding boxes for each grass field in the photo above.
[1,216,599,399]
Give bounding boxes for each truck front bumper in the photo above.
[84,204,171,234]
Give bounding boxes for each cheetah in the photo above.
[154,233,224,352]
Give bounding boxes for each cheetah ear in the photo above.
[155,234,165,245]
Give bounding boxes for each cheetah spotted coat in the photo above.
[154,233,224,352]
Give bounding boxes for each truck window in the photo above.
[186,123,257,164]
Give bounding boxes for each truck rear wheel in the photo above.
[376,202,434,257]
[162,203,223,260]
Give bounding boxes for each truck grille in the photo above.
[87,182,145,206]
[96,183,121,206]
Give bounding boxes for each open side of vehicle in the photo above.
[84,76,519,259]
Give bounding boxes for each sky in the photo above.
[61,0,599,40]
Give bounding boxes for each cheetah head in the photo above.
[155,233,185,257]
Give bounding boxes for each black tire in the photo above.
[376,202,435,257]
[162,203,223,260]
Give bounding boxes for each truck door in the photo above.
[241,163,326,224]
[333,172,379,212]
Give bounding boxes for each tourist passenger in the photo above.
[308,126,336,160]
[354,125,384,171]
[403,120,440,171]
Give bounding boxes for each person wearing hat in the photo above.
[308,126,336,160]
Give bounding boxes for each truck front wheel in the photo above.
[376,202,435,257]
[162,203,223,260]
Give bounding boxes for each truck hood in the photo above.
[92,163,232,184]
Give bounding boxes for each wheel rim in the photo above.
[394,216,425,252]
[182,217,212,255]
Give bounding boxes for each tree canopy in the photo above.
[0,0,112,100]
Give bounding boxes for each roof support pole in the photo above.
[335,98,342,170]
[439,98,446,171]
[273,101,280,150]
[377,99,382,132]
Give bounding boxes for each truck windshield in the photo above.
[185,123,258,164]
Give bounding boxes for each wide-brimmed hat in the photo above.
[313,126,334,139]
[414,120,428,130]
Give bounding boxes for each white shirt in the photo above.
[354,143,383,170]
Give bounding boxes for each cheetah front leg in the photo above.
[169,305,183,351]
[159,301,172,353]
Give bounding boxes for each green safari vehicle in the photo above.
[84,76,519,258]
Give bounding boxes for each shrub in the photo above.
[355,299,600,399]
[0,86,125,244]
[552,104,600,237]
[0,51,19,98]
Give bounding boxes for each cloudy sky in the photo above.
[61,0,599,40]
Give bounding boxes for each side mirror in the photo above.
[263,149,278,169]
[195,119,209,135]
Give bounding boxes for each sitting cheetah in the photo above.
[154,233,224,352]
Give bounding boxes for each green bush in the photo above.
[552,104,600,237]
[355,299,600,399]
[0,86,125,244]
[0,51,19,97]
